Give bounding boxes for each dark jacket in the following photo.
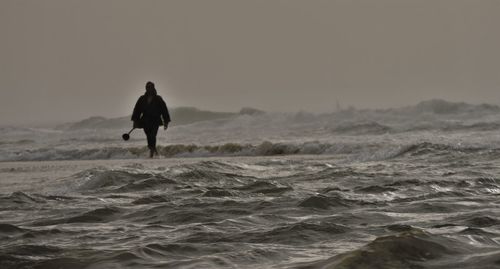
[131,93,171,128]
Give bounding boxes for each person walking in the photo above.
[131,81,171,158]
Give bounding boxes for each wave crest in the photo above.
[301,229,461,269]
[2,140,498,162]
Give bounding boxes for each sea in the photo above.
[2,100,500,269]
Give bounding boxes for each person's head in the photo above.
[146,81,155,91]
[145,81,157,95]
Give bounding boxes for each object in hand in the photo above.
[122,128,135,141]
[122,133,130,141]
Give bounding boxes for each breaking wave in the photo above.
[331,122,391,135]
[1,141,497,162]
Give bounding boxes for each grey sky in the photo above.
[1,0,499,124]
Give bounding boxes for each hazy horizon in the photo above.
[2,98,498,128]
[1,0,499,125]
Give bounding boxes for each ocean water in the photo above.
[2,100,500,268]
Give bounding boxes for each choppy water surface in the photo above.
[2,100,500,268]
[2,147,500,269]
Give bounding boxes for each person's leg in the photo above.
[150,125,159,156]
[143,125,154,157]
[143,124,159,157]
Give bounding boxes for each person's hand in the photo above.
[133,121,140,129]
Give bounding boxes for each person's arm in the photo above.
[131,97,143,126]
[159,97,171,130]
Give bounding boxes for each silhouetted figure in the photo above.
[132,81,171,158]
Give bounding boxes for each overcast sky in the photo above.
[1,0,499,124]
